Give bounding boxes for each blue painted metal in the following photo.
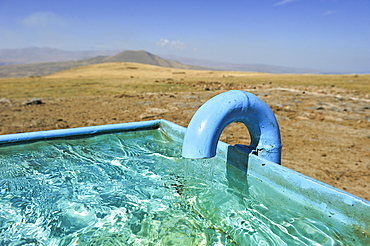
[182,90,282,164]
[0,120,161,145]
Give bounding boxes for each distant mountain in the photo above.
[0,47,119,64]
[1,47,356,77]
[105,50,195,69]
[160,54,329,74]
[0,50,210,78]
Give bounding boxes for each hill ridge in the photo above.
[0,50,209,78]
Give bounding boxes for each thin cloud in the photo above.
[156,39,186,50]
[274,0,298,6]
[21,11,65,27]
[322,10,341,16]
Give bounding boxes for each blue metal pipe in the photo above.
[182,90,282,164]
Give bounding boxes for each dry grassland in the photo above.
[1,62,369,100]
[1,62,369,200]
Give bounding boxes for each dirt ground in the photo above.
[1,84,369,201]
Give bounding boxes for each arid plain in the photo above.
[1,62,369,200]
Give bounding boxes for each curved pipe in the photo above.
[182,90,282,164]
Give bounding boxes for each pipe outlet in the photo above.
[182,90,282,164]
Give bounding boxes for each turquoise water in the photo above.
[0,130,235,245]
[0,129,367,245]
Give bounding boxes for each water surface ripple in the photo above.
[0,129,366,245]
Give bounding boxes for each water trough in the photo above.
[0,90,368,245]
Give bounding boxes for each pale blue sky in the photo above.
[0,0,369,71]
